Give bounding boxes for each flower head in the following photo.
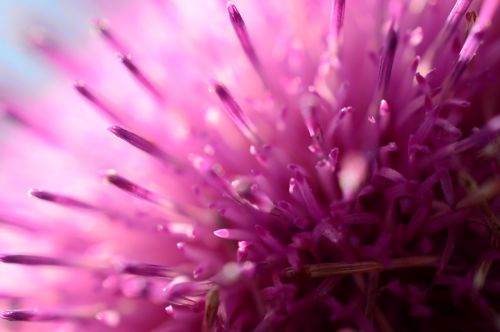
[1,0,500,331]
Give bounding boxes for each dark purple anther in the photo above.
[104,170,156,202]
[227,2,244,26]
[0,309,80,322]
[28,189,95,210]
[227,3,260,70]
[0,254,70,267]
[1,310,36,321]
[121,263,174,277]
[74,81,122,123]
[108,126,171,162]
[214,83,262,144]
[118,54,164,102]
[330,0,346,38]
[119,54,139,75]
[377,26,398,96]
[74,81,94,101]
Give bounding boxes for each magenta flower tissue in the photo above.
[1,0,500,331]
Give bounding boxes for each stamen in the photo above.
[422,116,500,165]
[189,155,238,199]
[0,254,71,267]
[1,310,36,321]
[104,170,191,217]
[28,189,95,210]
[104,170,157,202]
[27,29,82,75]
[227,2,261,71]
[465,11,479,38]
[0,104,55,143]
[95,19,127,54]
[231,177,274,213]
[118,54,164,102]
[419,0,473,75]
[120,262,175,278]
[288,165,323,218]
[444,98,470,108]
[213,228,256,241]
[167,279,213,298]
[74,81,122,123]
[255,224,285,253]
[449,0,499,87]
[329,0,346,39]
[316,158,337,199]
[213,83,262,144]
[0,309,86,322]
[108,126,176,164]
[30,188,167,233]
[282,256,438,279]
[377,25,398,97]
[301,101,325,155]
[329,148,339,168]
[326,106,352,140]
[443,0,474,45]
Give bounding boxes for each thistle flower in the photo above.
[1,0,500,331]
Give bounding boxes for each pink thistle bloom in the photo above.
[1,0,500,331]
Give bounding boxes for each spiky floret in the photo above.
[0,0,499,331]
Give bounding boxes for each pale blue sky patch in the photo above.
[0,0,100,93]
